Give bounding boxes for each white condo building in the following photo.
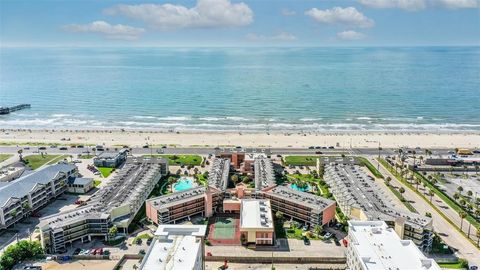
[347,221,441,270]
[140,224,207,270]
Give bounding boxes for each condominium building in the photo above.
[67,177,93,194]
[258,185,336,227]
[254,156,275,190]
[140,224,207,270]
[240,199,274,245]
[324,164,433,251]
[347,221,440,270]
[38,157,168,253]
[93,149,128,168]
[0,166,25,182]
[207,158,230,191]
[146,186,223,225]
[0,163,77,230]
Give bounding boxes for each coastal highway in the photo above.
[0,145,455,156]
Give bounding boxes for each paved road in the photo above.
[0,146,455,157]
[371,157,480,266]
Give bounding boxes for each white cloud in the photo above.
[337,30,366,41]
[104,0,253,31]
[281,8,296,16]
[63,21,145,40]
[437,0,478,9]
[358,0,478,10]
[357,0,426,11]
[246,32,297,42]
[305,7,374,28]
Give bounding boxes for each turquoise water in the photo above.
[290,183,311,192]
[1,47,479,132]
[173,177,194,192]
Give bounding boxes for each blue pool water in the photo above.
[1,47,479,132]
[173,177,194,192]
[290,183,311,192]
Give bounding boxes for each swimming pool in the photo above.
[289,183,311,192]
[173,177,195,192]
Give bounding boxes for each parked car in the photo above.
[323,232,333,239]
[59,147,67,150]
[39,146,47,150]
[315,151,323,154]
[142,145,149,148]
[146,238,153,246]
[308,146,315,149]
[302,236,311,245]
[73,248,81,255]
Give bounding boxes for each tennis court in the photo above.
[213,217,236,239]
[208,215,241,245]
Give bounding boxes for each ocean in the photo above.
[1,47,479,132]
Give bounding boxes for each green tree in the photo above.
[457,186,464,194]
[109,225,118,239]
[459,211,467,231]
[428,189,434,203]
[0,240,43,270]
[385,177,391,187]
[231,175,239,184]
[399,187,405,195]
[275,211,284,221]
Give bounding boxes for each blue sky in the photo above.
[1,0,479,46]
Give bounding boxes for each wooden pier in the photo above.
[0,104,31,115]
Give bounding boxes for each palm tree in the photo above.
[231,175,239,185]
[453,193,460,200]
[457,186,464,195]
[459,211,467,231]
[399,187,405,195]
[385,177,391,186]
[467,190,473,198]
[428,190,434,203]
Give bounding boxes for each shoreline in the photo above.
[1,128,479,148]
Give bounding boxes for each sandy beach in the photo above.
[1,129,479,148]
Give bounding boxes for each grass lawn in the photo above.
[284,156,319,166]
[23,154,64,170]
[93,179,102,187]
[357,157,384,179]
[97,167,115,178]
[195,174,208,186]
[0,154,13,163]
[143,154,202,166]
[437,260,468,269]
[78,154,94,159]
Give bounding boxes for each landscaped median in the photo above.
[378,158,480,249]
[142,154,202,166]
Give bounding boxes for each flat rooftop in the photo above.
[140,225,207,270]
[240,199,273,229]
[148,186,207,211]
[348,221,440,270]
[263,185,335,211]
